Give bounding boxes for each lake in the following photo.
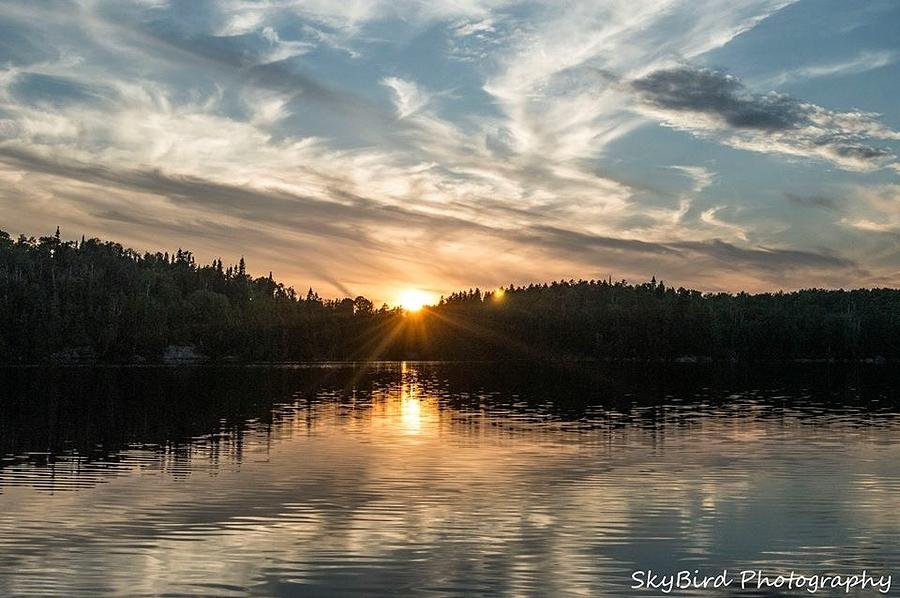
[1,362,898,596]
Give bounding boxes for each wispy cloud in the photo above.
[381,77,430,119]
[763,50,899,88]
[840,185,900,234]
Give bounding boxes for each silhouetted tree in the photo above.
[2,228,900,363]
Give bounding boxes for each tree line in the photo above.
[2,228,900,363]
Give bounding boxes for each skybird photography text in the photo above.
[631,569,892,594]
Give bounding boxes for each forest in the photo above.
[2,228,900,363]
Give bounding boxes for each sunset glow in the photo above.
[396,289,434,312]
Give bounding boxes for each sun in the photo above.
[396,289,434,312]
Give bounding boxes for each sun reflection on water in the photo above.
[401,395,422,434]
[400,360,423,434]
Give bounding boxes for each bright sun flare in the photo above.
[397,289,433,312]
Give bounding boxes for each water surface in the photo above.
[1,362,898,596]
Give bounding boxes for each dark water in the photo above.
[1,362,899,596]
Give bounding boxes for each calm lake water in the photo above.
[1,362,899,596]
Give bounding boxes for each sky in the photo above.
[1,1,900,304]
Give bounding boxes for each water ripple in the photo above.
[0,363,899,596]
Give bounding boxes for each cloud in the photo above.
[670,165,714,193]
[0,142,866,297]
[526,224,854,274]
[258,26,315,64]
[451,18,495,38]
[672,239,856,273]
[214,0,507,52]
[633,67,802,130]
[381,77,429,119]
[784,192,839,212]
[525,224,679,256]
[631,65,899,171]
[764,50,899,88]
[840,185,900,234]
[699,206,748,241]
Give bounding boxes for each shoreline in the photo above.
[0,356,892,368]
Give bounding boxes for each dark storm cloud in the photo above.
[630,66,898,171]
[671,239,857,272]
[527,225,678,256]
[524,223,857,274]
[784,192,839,211]
[632,67,803,131]
[822,140,893,161]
